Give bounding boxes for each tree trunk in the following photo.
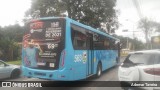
[145,30,149,49]
[66,0,71,18]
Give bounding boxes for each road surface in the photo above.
[3,57,126,90]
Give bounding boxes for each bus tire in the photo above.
[96,63,102,77]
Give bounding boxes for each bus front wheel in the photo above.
[96,63,102,77]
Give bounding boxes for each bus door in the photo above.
[87,33,94,76]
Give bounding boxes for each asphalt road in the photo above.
[6,66,123,90]
[3,57,126,90]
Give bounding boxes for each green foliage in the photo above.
[0,24,24,61]
[6,59,21,65]
[114,35,145,50]
[2,24,25,42]
[138,18,160,49]
[26,0,119,31]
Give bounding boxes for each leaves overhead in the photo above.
[138,17,160,49]
[26,0,119,30]
[0,25,24,60]
[114,35,145,50]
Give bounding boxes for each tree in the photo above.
[154,22,160,32]
[2,24,25,42]
[138,18,158,49]
[0,24,24,61]
[114,35,145,50]
[25,0,119,32]
[0,37,20,61]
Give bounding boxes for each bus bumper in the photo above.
[22,66,75,81]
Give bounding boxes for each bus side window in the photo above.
[104,38,110,50]
[93,35,104,50]
[110,39,117,50]
[71,25,87,50]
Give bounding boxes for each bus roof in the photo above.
[29,17,119,41]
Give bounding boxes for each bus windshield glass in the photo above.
[22,19,65,70]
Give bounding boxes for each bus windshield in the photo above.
[22,19,65,70]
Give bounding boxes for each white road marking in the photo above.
[22,78,40,81]
[22,77,49,81]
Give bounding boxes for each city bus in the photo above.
[22,17,120,80]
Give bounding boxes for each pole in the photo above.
[127,37,129,49]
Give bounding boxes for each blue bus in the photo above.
[22,17,120,80]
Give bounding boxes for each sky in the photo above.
[0,0,31,27]
[115,0,160,42]
[0,0,159,42]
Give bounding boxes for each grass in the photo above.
[6,59,21,65]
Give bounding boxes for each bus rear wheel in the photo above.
[96,63,102,77]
